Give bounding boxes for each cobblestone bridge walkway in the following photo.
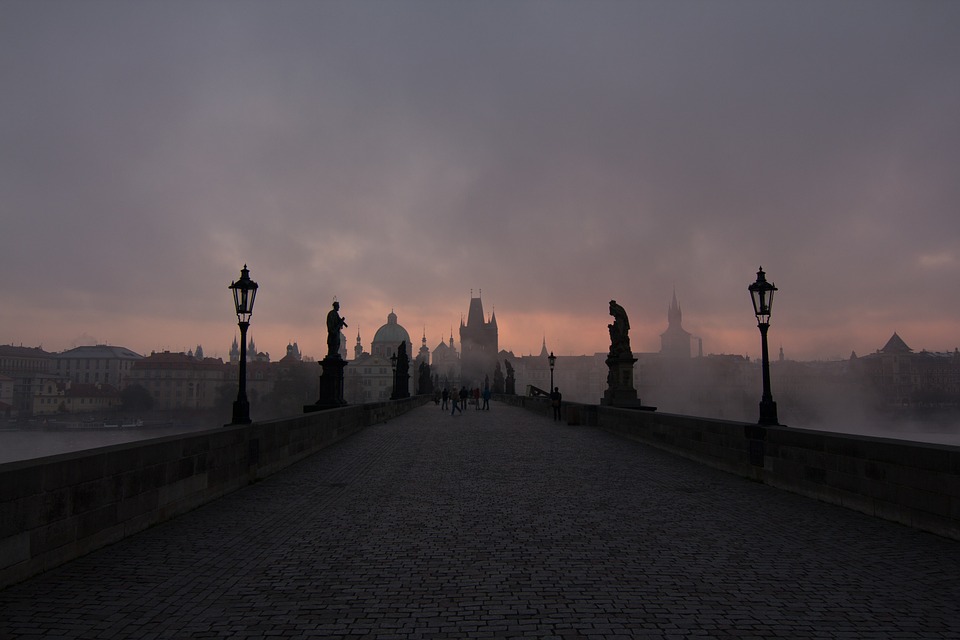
[1,402,958,639]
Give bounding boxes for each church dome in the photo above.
[372,311,411,357]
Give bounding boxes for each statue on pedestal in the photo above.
[305,299,349,412]
[492,361,505,394]
[326,301,347,359]
[607,299,632,358]
[392,341,410,399]
[602,299,647,408]
[504,359,516,395]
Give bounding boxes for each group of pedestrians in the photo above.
[440,386,491,415]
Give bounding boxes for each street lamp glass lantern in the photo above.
[229,265,258,323]
[548,352,556,371]
[748,266,777,324]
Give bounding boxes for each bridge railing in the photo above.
[497,393,960,542]
[0,396,429,590]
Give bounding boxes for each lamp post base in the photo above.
[228,399,251,426]
[759,400,779,426]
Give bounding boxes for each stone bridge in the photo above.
[1,400,959,638]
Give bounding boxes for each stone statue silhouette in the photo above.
[504,359,516,395]
[493,361,505,394]
[394,341,410,398]
[608,299,632,358]
[326,301,348,358]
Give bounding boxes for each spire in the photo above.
[668,288,682,327]
[540,337,549,358]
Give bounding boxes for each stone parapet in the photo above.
[503,396,960,541]
[0,396,428,589]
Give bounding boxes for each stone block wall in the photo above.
[502,395,960,541]
[0,396,427,589]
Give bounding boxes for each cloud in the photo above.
[2,1,959,362]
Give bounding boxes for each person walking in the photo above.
[459,386,469,413]
[450,389,461,415]
[473,387,481,410]
[550,386,562,421]
[441,388,449,411]
[481,386,491,410]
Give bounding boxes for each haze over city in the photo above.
[3,1,959,362]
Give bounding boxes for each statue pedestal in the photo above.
[304,356,348,412]
[602,353,645,408]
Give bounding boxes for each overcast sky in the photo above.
[2,0,959,362]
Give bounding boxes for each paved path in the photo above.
[1,403,958,639]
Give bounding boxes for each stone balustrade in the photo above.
[501,394,960,542]
[0,396,428,589]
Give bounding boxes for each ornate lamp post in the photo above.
[548,351,556,391]
[748,267,779,425]
[390,352,398,400]
[228,265,258,425]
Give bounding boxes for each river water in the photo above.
[0,420,222,464]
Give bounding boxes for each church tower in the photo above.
[229,336,240,365]
[459,291,498,386]
[660,289,692,358]
[354,329,364,360]
[417,328,430,366]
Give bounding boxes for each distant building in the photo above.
[279,342,302,364]
[371,311,411,360]
[853,333,960,406]
[344,348,394,404]
[229,335,271,364]
[432,331,460,391]
[414,330,432,394]
[660,290,692,358]
[0,374,14,417]
[53,345,143,387]
[126,351,228,411]
[460,292,498,387]
[344,313,414,403]
[33,381,121,416]
[0,345,56,416]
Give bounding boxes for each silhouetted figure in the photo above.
[550,386,562,421]
[602,299,643,408]
[451,387,463,415]
[459,386,469,412]
[326,301,348,358]
[608,299,632,358]
[504,359,516,395]
[482,386,491,410]
[493,361,505,394]
[441,388,449,410]
[392,342,410,399]
[418,361,433,395]
[473,387,481,410]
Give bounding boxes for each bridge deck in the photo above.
[1,403,958,639]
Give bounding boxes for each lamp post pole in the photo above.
[234,321,250,424]
[749,267,779,426]
[228,265,258,425]
[757,321,777,425]
[548,351,556,392]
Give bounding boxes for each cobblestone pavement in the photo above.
[2,403,959,639]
